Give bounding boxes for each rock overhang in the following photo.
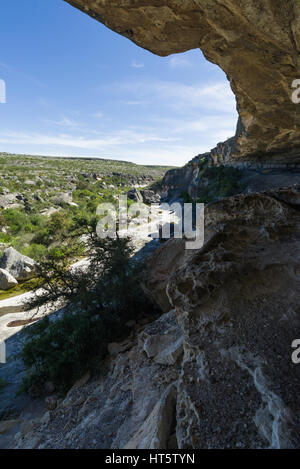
[64,0,300,163]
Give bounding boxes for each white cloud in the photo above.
[0,108,236,166]
[0,129,178,150]
[56,117,79,127]
[119,100,149,106]
[0,132,199,166]
[168,55,192,68]
[145,81,236,113]
[1,71,238,166]
[131,60,145,69]
[104,79,236,114]
[163,115,237,135]
[0,77,237,166]
[44,116,80,127]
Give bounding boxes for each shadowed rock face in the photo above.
[168,189,300,448]
[13,186,300,449]
[64,0,300,163]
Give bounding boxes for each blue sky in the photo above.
[0,0,238,166]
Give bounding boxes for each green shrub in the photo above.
[181,192,193,203]
[22,243,47,260]
[148,177,163,193]
[20,312,109,392]
[32,227,52,247]
[20,234,155,392]
[3,209,27,235]
[0,233,13,244]
[197,165,244,203]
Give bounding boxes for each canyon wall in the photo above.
[15,186,300,449]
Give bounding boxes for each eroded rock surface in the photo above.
[167,188,300,448]
[0,269,18,291]
[143,238,192,312]
[11,186,300,449]
[65,0,300,163]
[13,312,181,449]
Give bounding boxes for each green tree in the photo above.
[20,226,155,392]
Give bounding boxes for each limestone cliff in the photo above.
[65,0,300,163]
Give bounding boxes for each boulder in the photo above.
[143,333,183,366]
[40,207,61,217]
[0,194,17,209]
[24,180,36,186]
[140,190,161,205]
[124,383,177,449]
[142,313,183,366]
[127,188,143,203]
[0,268,18,290]
[0,247,36,281]
[54,192,77,207]
[0,188,10,195]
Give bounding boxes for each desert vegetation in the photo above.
[19,233,156,393]
[0,153,173,297]
[196,165,245,203]
[0,153,173,254]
